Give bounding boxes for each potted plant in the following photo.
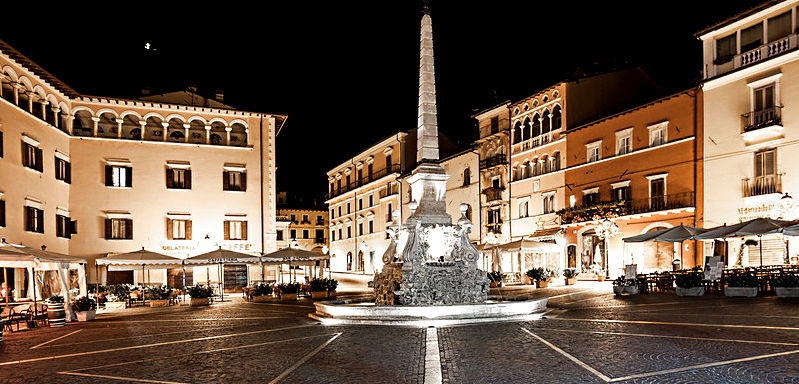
[724,272,758,297]
[46,294,66,327]
[675,271,705,297]
[487,271,503,288]
[147,285,172,307]
[326,278,339,297]
[309,278,329,299]
[563,268,579,285]
[612,276,640,295]
[250,282,274,302]
[105,284,130,309]
[526,267,558,288]
[773,273,799,298]
[186,285,214,306]
[277,282,300,300]
[71,296,97,321]
[590,264,606,281]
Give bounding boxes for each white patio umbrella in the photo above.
[95,248,182,286]
[623,225,708,267]
[261,247,330,283]
[694,218,797,266]
[184,247,262,301]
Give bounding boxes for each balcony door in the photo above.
[650,179,665,211]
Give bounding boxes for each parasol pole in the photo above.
[759,234,764,266]
[219,262,224,302]
[182,260,186,303]
[3,267,8,306]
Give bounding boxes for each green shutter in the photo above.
[223,171,230,190]
[126,166,133,187]
[104,218,112,239]
[166,168,174,188]
[105,166,113,186]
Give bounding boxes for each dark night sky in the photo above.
[0,1,767,199]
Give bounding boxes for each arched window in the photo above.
[531,158,539,176]
[531,114,541,137]
[463,168,471,186]
[542,110,551,134]
[552,105,562,130]
[541,155,550,174]
[521,161,529,179]
[551,152,560,171]
[522,118,531,141]
[513,121,522,143]
[210,134,222,144]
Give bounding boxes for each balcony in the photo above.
[480,155,508,170]
[713,34,797,77]
[558,192,694,224]
[742,106,782,133]
[742,174,782,197]
[482,187,505,202]
[327,164,401,199]
[379,182,400,199]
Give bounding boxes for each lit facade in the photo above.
[275,192,327,252]
[561,89,703,277]
[0,39,282,291]
[698,0,799,266]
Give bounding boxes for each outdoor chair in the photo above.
[30,302,48,326]
[5,304,31,331]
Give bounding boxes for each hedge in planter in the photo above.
[251,282,274,302]
[773,273,799,298]
[612,276,641,295]
[675,271,705,297]
[186,285,214,306]
[147,285,173,307]
[562,268,579,285]
[277,282,301,300]
[72,295,97,321]
[724,272,758,297]
[526,267,559,288]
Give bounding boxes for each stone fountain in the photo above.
[309,7,547,325]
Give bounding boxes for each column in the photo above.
[115,118,123,139]
[225,127,232,146]
[66,115,74,135]
[38,100,47,120]
[161,122,169,141]
[139,120,147,140]
[91,117,100,137]
[205,125,212,144]
[51,106,61,129]
[183,123,191,143]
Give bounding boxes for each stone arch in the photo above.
[209,120,226,145]
[166,117,185,142]
[229,122,247,146]
[521,117,531,141]
[188,119,206,144]
[531,113,541,137]
[551,104,562,130]
[512,120,522,144]
[72,108,94,137]
[121,114,141,140]
[144,115,164,141]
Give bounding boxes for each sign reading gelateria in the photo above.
[161,243,253,252]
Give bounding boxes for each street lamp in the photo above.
[595,219,619,278]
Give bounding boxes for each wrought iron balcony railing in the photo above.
[557,192,694,224]
[742,174,782,197]
[742,106,782,132]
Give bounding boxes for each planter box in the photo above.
[190,297,210,306]
[310,291,328,299]
[613,285,639,295]
[564,278,578,286]
[75,310,96,322]
[280,293,298,300]
[328,291,336,298]
[596,275,606,282]
[252,295,272,302]
[724,286,758,298]
[150,299,171,307]
[776,287,799,298]
[105,301,126,309]
[535,280,549,288]
[676,286,705,297]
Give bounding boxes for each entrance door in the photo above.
[567,245,577,269]
[223,264,247,293]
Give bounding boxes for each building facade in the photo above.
[0,39,282,293]
[698,0,799,266]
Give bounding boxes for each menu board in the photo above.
[704,256,723,281]
[624,264,637,280]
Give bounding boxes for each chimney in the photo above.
[215,90,225,103]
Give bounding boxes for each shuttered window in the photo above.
[224,220,247,240]
[105,218,133,239]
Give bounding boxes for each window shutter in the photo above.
[70,219,78,235]
[21,142,27,167]
[166,218,174,240]
[125,166,133,187]
[105,165,113,186]
[0,200,5,227]
[104,218,112,239]
[186,220,192,240]
[223,220,230,240]
[125,219,133,239]
[241,172,247,191]
[241,221,248,240]
[223,171,230,190]
[166,168,174,188]
[65,161,71,184]
[35,147,43,172]
[186,170,192,189]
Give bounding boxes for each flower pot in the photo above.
[535,280,549,288]
[596,275,605,282]
[311,291,328,299]
[724,286,758,298]
[47,302,66,327]
[105,301,127,309]
[280,292,298,300]
[252,295,272,303]
[75,309,96,322]
[775,287,799,298]
[676,286,705,297]
[564,278,577,286]
[150,299,170,307]
[613,285,639,295]
[190,297,210,306]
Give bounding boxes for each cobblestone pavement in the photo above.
[1,278,797,383]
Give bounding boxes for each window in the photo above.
[358,223,363,236]
[715,34,736,63]
[358,199,363,211]
[487,208,501,234]
[56,214,76,238]
[0,200,5,227]
[302,229,309,239]
[106,165,132,187]
[612,181,631,203]
[768,11,792,42]
[225,220,248,240]
[167,218,191,240]
[741,23,763,53]
[290,229,297,239]
[583,188,599,206]
[543,193,555,214]
[751,83,777,128]
[519,200,529,218]
[331,230,335,242]
[347,226,351,238]
[616,128,632,155]
[0,131,4,158]
[368,220,374,234]
[223,170,246,191]
[368,195,374,207]
[754,148,776,179]
[338,228,342,240]
[54,156,71,183]
[650,178,666,210]
[316,229,325,243]
[347,203,351,214]
[648,122,667,147]
[24,206,44,233]
[586,141,601,163]
[302,214,310,224]
[22,141,43,172]
[277,230,284,241]
[463,168,471,186]
[166,166,191,189]
[105,218,133,240]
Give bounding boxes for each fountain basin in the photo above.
[309,296,548,326]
